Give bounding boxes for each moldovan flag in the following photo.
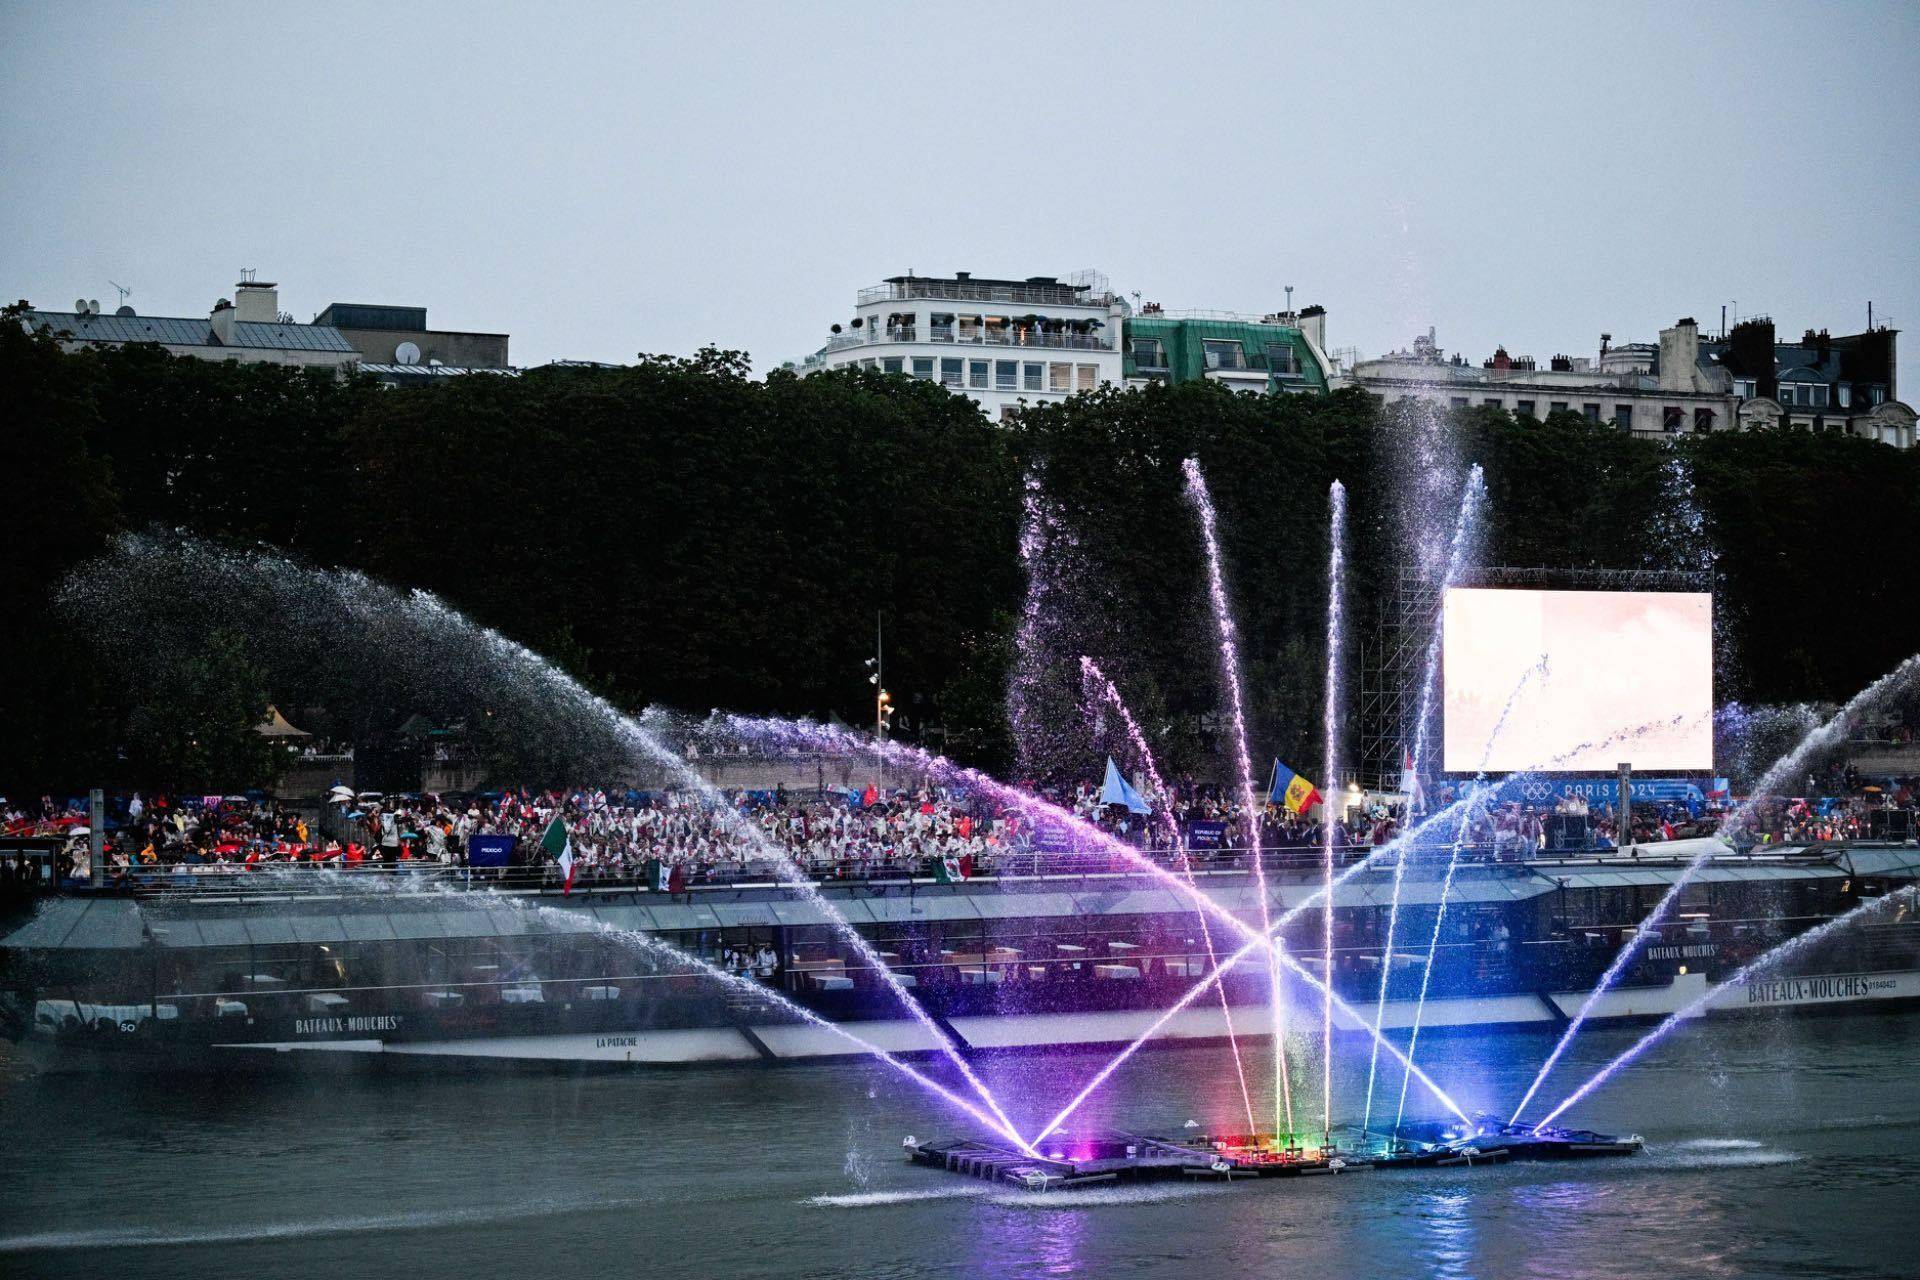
[541,815,576,894]
[1268,760,1323,816]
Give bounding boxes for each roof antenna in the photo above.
[109,280,131,309]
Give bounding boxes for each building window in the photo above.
[1694,407,1715,432]
[1449,397,1470,409]
[1735,378,1755,400]
[940,358,963,387]
[1515,400,1536,418]
[968,359,989,389]
[999,405,1021,424]
[995,360,1018,390]
[882,357,903,375]
[911,357,934,381]
[1483,398,1505,410]
[1202,339,1246,370]
[1582,403,1602,422]
[1076,364,1098,392]
[957,314,983,343]
[929,314,955,342]
[1663,406,1684,431]
[1810,384,1829,408]
[1614,404,1633,429]
[1049,362,1072,392]
[1550,401,1569,415]
[1264,343,1299,376]
[861,358,877,370]
[1131,337,1167,370]
[1023,362,1043,391]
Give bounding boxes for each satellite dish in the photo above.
[394,341,422,365]
[88,299,100,314]
[115,306,135,317]
[75,298,88,314]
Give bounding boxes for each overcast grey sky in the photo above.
[5,2,1916,370]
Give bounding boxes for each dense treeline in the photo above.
[4,310,1916,792]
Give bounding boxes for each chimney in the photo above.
[1297,303,1327,355]
[1657,318,1702,392]
[209,297,235,344]
[233,277,280,323]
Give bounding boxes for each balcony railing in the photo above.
[857,279,1112,309]
[825,326,1111,354]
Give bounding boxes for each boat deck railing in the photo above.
[40,837,1903,903]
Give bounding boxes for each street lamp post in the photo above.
[867,611,892,741]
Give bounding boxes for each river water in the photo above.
[1,1012,1915,1280]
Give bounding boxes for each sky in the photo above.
[4,1,1917,370]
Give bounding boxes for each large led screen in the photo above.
[1441,588,1713,774]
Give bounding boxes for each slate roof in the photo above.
[25,310,356,353]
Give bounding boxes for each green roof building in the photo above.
[1121,305,1333,395]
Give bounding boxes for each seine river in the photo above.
[2,1013,1915,1280]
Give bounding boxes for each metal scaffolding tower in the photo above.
[1357,565,1710,791]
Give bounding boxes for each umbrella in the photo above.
[70,826,90,836]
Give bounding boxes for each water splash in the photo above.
[1364,467,1483,1133]
[1181,456,1292,1137]
[721,709,1695,1145]
[1393,657,1548,1132]
[1509,648,1920,1125]
[1080,655,1256,1133]
[1535,883,1920,1128]
[1318,479,1348,1140]
[724,712,1491,1144]
[59,534,1031,1154]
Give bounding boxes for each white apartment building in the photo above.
[797,271,1127,419]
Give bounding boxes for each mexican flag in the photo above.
[541,814,575,895]
[934,855,969,884]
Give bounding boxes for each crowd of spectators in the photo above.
[4,765,1916,892]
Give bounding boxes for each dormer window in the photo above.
[1202,339,1246,370]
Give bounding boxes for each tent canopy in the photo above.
[252,706,311,738]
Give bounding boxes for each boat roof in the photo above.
[5,846,1913,952]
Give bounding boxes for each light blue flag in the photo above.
[1100,757,1152,815]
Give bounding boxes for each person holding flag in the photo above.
[541,812,576,895]
[1098,757,1153,816]
[1399,748,1428,817]
[1268,760,1324,816]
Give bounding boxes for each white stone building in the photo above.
[1348,319,1741,440]
[795,271,1127,419]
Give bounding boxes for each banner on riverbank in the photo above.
[467,835,515,868]
[1185,820,1229,850]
